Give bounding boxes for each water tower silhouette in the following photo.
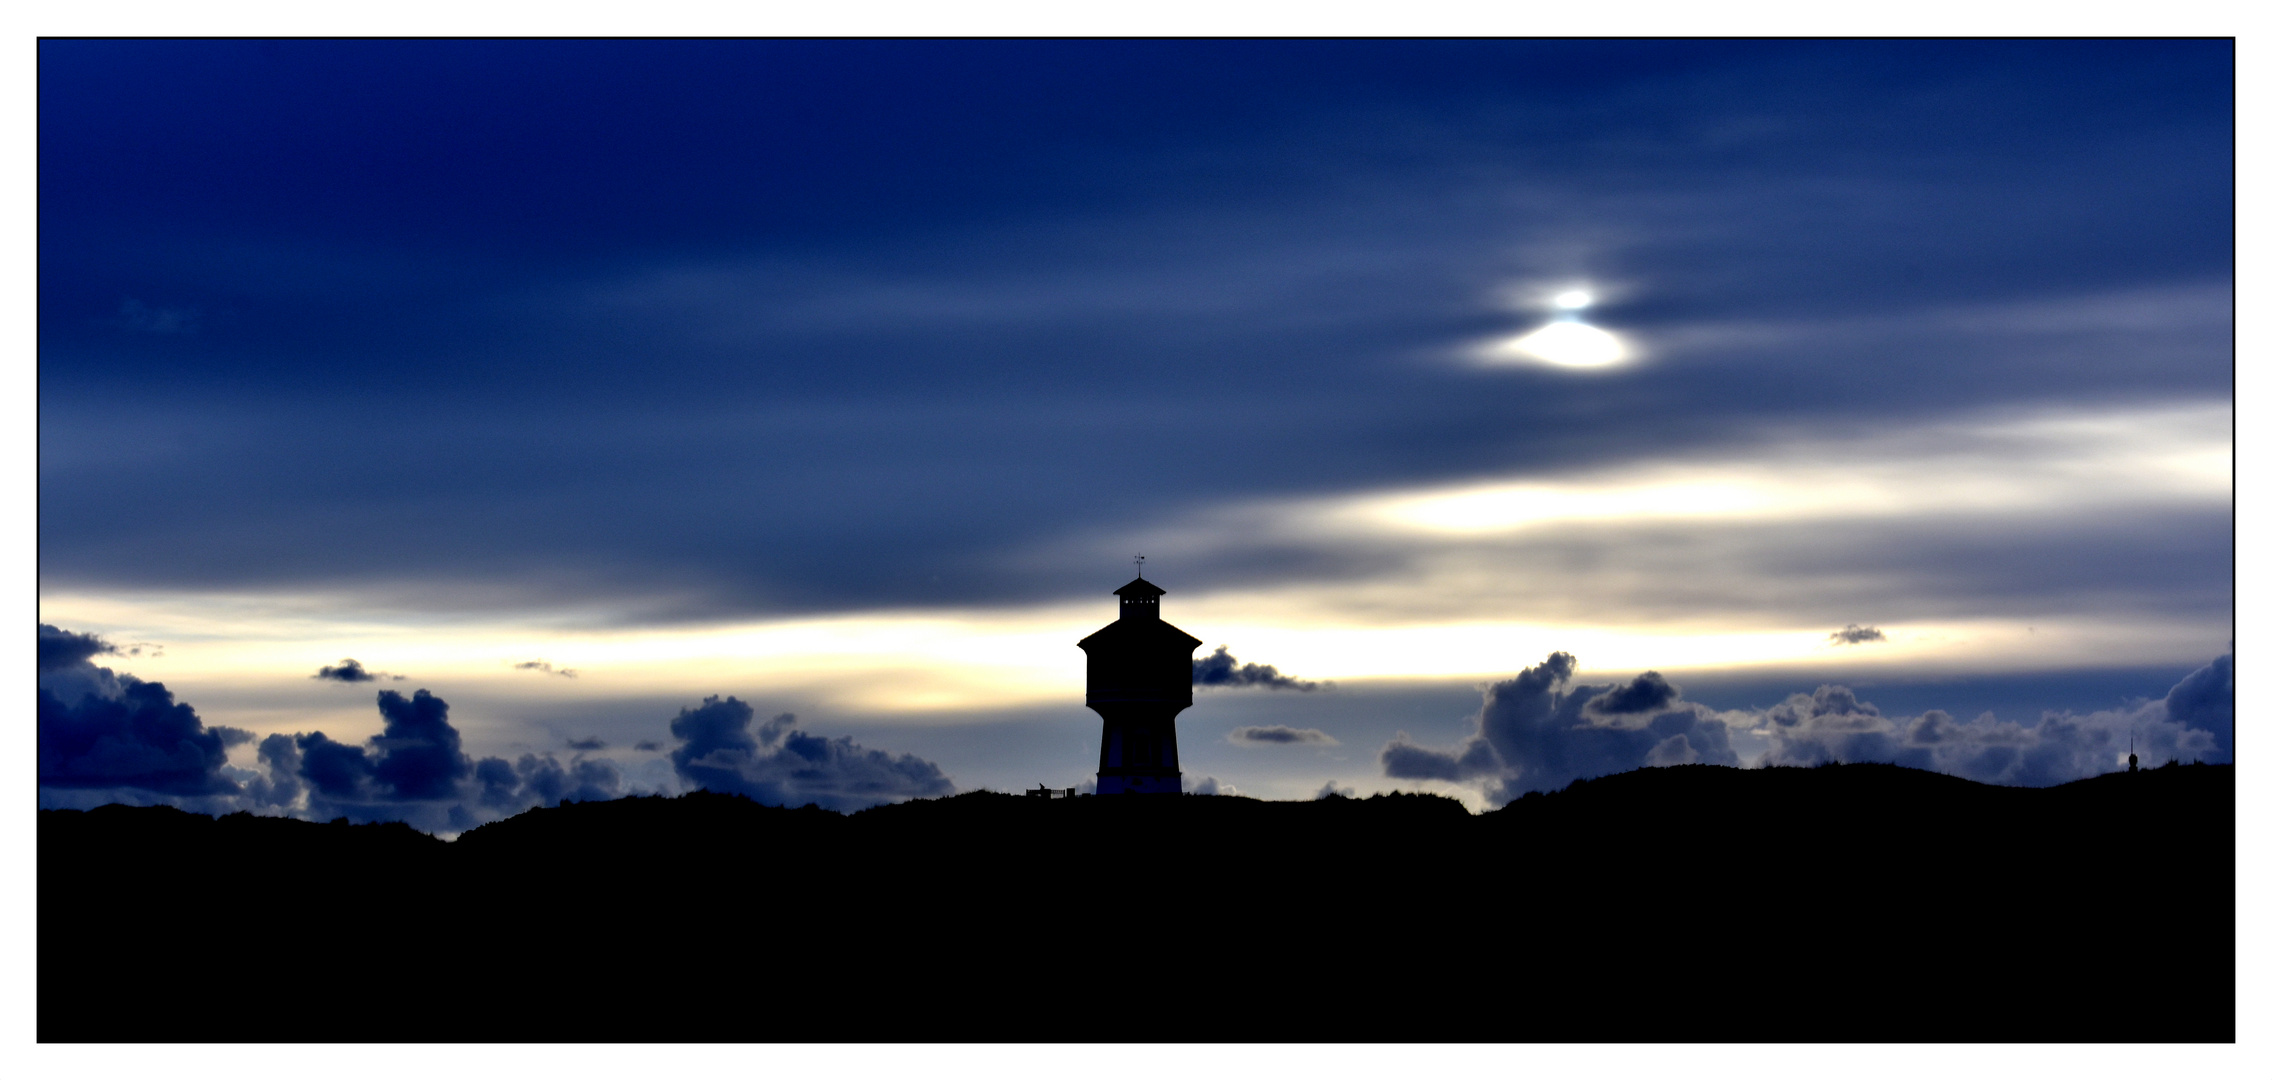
[1077,569,1202,795]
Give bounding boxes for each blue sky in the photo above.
[37,40,2232,824]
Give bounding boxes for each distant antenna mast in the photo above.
[1133,554,1146,579]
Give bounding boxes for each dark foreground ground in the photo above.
[41,762,2232,1042]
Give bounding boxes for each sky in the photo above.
[36,39,2234,828]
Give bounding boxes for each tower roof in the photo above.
[1077,615,1202,653]
[1114,578,1166,598]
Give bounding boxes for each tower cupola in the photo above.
[1115,578,1165,621]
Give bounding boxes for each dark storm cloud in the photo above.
[39,623,116,671]
[247,733,303,808]
[294,731,377,801]
[667,696,954,812]
[1227,725,1339,747]
[1379,653,1739,805]
[1193,647,1324,692]
[36,624,248,799]
[1829,625,1887,645]
[515,660,578,677]
[313,659,401,683]
[39,635,687,827]
[368,689,471,800]
[35,41,2232,623]
[1585,671,1680,715]
[39,675,241,795]
[285,689,475,824]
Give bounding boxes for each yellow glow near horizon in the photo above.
[39,584,2230,726]
[37,400,2230,724]
[37,590,1107,718]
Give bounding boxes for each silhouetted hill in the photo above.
[41,763,2231,1042]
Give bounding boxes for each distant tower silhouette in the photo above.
[2129,733,2139,773]
[1077,573,1202,795]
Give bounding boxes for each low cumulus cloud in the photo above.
[245,734,304,809]
[292,689,476,820]
[1315,780,1357,799]
[1228,725,1339,747]
[1380,653,1739,807]
[312,658,403,683]
[1192,646,1325,691]
[1829,625,1887,645]
[668,696,955,812]
[475,752,624,816]
[514,660,578,678]
[38,624,253,801]
[248,688,649,829]
[1187,776,1242,796]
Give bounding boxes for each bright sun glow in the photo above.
[1552,289,1593,310]
[1489,319,1629,367]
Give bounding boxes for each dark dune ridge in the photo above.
[41,762,2231,1043]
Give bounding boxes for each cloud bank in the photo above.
[1380,650,2235,804]
[1745,652,2231,786]
[36,623,952,827]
